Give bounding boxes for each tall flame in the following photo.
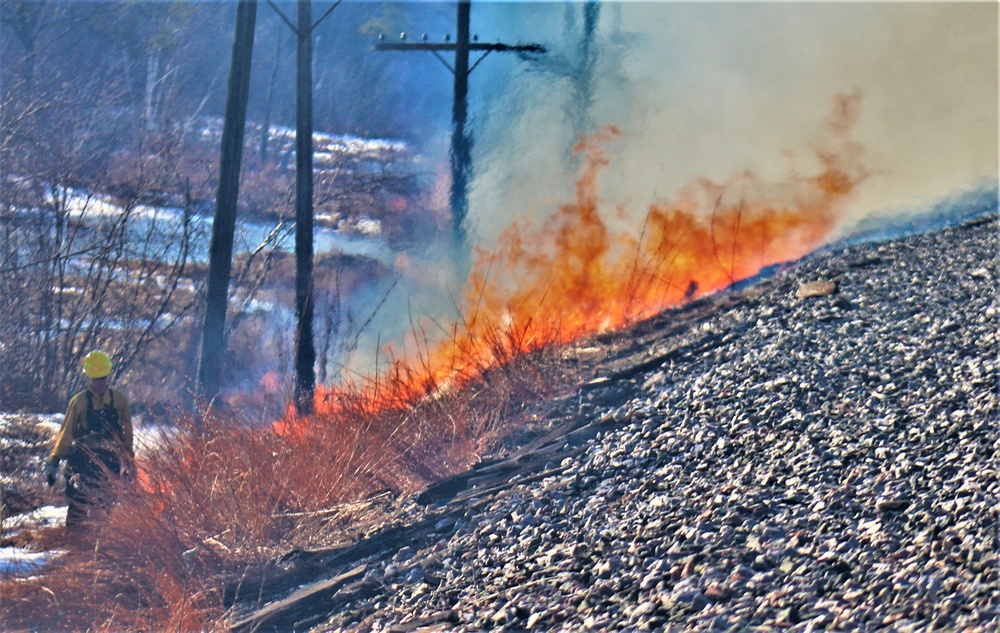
[297,92,866,419]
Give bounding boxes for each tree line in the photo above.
[0,0,446,413]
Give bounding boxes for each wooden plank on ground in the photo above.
[229,564,367,633]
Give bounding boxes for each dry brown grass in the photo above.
[0,318,573,632]
[1,95,868,630]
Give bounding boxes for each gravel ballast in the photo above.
[246,214,998,632]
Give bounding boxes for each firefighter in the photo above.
[44,350,134,529]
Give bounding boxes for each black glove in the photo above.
[45,463,58,487]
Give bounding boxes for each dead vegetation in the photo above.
[0,316,579,631]
[1,415,59,525]
[0,98,872,631]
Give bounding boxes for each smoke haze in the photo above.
[341,1,997,382]
[300,2,998,375]
[466,1,996,241]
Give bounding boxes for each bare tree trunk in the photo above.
[294,0,316,414]
[197,0,257,407]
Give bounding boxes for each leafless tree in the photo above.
[0,90,209,410]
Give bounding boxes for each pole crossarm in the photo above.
[373,1,546,243]
[375,41,545,76]
[375,42,545,54]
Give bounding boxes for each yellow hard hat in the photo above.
[82,350,113,379]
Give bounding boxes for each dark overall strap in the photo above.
[84,390,92,432]
[84,389,115,415]
[71,390,123,476]
[81,390,123,442]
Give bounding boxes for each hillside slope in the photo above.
[229,214,998,632]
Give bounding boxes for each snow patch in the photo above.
[3,505,67,533]
[133,422,180,457]
[0,546,66,578]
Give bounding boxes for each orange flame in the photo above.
[296,92,866,420]
[134,457,168,515]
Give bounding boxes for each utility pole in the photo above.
[197,0,257,410]
[293,0,316,415]
[267,0,342,414]
[376,0,544,244]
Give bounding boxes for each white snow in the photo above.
[198,118,407,164]
[1,506,68,578]
[0,412,61,434]
[133,420,177,456]
[3,505,66,533]
[46,186,122,220]
[0,412,168,579]
[354,217,382,236]
[0,546,66,578]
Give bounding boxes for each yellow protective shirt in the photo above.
[49,388,133,466]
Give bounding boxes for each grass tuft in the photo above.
[1,316,573,632]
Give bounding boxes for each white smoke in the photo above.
[338,0,997,381]
[468,1,997,240]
